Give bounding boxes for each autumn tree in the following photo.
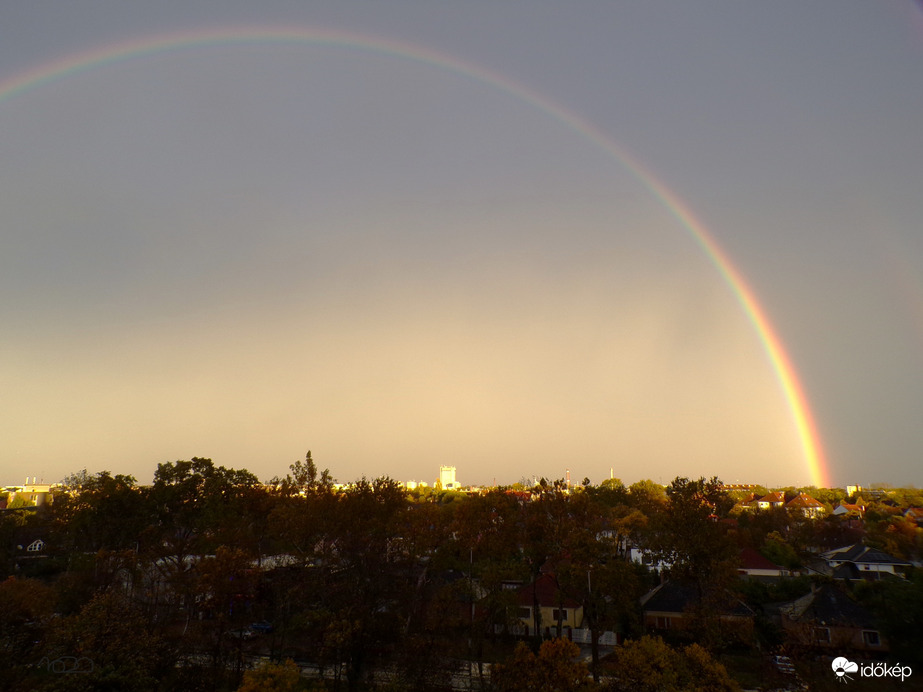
[42,589,177,691]
[237,658,301,692]
[0,577,56,689]
[491,638,595,692]
[602,635,739,692]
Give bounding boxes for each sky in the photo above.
[1,2,922,489]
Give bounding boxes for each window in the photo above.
[552,609,568,621]
[863,630,881,647]
[655,616,672,630]
[26,539,44,552]
[813,627,831,643]
[518,607,531,620]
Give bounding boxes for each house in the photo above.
[737,547,790,580]
[3,482,54,507]
[820,544,911,580]
[779,584,887,653]
[515,573,584,636]
[833,503,865,517]
[786,493,826,518]
[755,492,786,510]
[640,581,755,636]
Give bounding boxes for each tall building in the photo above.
[439,465,460,490]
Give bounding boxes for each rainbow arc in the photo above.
[0,25,830,487]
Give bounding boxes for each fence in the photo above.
[493,624,619,646]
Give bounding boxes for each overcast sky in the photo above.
[1,2,922,488]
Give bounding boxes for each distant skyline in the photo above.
[2,2,922,488]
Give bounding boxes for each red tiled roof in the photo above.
[518,574,580,608]
[787,493,823,508]
[739,547,784,571]
[760,492,785,503]
[836,503,864,512]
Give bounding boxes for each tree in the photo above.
[856,567,923,666]
[303,476,414,691]
[276,450,334,495]
[0,577,55,689]
[237,659,301,692]
[602,635,739,692]
[491,638,595,692]
[651,477,738,592]
[146,458,262,628]
[627,480,667,516]
[42,589,176,691]
[547,488,644,682]
[760,531,800,570]
[51,471,146,553]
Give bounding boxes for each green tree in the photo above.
[146,458,262,629]
[652,477,738,592]
[275,450,334,495]
[51,471,146,553]
[856,567,923,666]
[627,480,668,520]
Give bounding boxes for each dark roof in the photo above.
[785,585,876,628]
[641,581,754,618]
[828,544,911,566]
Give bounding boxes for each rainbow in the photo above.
[0,25,830,487]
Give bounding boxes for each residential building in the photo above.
[832,502,865,517]
[640,582,755,638]
[820,544,911,580]
[515,574,584,636]
[755,492,786,510]
[737,547,790,580]
[786,493,826,518]
[780,584,887,653]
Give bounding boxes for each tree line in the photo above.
[2,454,921,691]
